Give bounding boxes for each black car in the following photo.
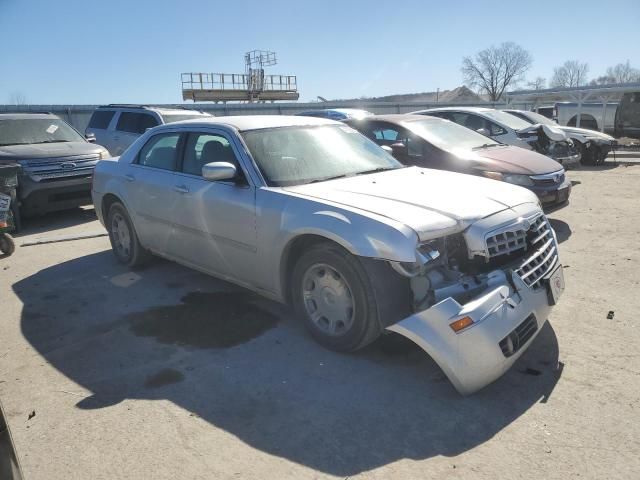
[0,113,110,225]
[345,115,571,210]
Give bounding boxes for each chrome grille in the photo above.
[530,170,565,187]
[515,215,558,288]
[486,229,527,257]
[21,154,99,182]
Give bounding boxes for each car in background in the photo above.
[505,109,615,165]
[92,115,565,395]
[86,104,212,156]
[0,113,110,226]
[412,107,581,168]
[346,114,571,210]
[296,108,373,121]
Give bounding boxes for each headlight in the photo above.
[481,171,534,186]
[99,149,110,160]
[502,174,534,186]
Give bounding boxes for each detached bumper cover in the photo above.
[386,271,551,395]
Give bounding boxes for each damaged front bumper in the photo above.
[386,269,556,395]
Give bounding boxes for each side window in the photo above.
[182,133,240,178]
[488,121,506,135]
[137,133,180,171]
[88,110,115,129]
[406,133,423,157]
[370,128,400,142]
[116,112,159,134]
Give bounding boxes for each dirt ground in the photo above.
[1,158,639,480]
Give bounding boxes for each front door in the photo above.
[169,130,257,284]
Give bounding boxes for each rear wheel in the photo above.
[291,243,382,352]
[106,202,150,267]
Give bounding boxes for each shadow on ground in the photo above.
[13,252,562,476]
[549,219,572,244]
[16,207,97,237]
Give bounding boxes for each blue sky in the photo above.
[1,0,638,104]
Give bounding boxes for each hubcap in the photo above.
[302,263,355,336]
[111,213,132,259]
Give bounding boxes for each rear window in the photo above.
[88,110,115,129]
[116,112,159,134]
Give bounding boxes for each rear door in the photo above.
[112,112,160,156]
[122,131,183,253]
[85,109,116,153]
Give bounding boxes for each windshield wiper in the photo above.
[472,143,502,150]
[0,142,28,146]
[308,173,351,184]
[353,166,402,176]
[35,140,70,144]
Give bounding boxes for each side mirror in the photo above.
[390,142,407,155]
[85,132,96,143]
[476,128,489,136]
[381,145,393,154]
[202,162,237,182]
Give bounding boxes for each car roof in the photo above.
[0,113,59,120]
[350,113,442,123]
[96,105,209,115]
[412,106,493,114]
[161,115,337,132]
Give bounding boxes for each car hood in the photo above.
[457,145,564,175]
[558,126,614,141]
[0,142,105,162]
[283,167,539,241]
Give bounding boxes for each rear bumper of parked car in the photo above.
[387,271,553,395]
[18,174,93,216]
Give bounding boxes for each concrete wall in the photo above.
[0,100,529,132]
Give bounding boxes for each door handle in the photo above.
[124,174,135,182]
[173,184,189,194]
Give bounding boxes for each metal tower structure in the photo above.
[181,50,299,103]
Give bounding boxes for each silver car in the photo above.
[92,116,564,395]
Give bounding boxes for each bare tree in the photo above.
[526,77,546,90]
[590,75,616,86]
[461,42,533,101]
[8,91,28,105]
[605,60,640,83]
[550,61,589,87]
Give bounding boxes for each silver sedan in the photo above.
[92,116,564,394]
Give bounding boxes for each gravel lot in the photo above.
[1,158,639,479]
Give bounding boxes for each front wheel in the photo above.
[106,202,150,268]
[291,243,382,352]
[0,233,15,256]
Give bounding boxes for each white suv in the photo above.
[85,104,211,156]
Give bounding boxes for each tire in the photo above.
[291,242,382,352]
[578,141,595,166]
[0,233,15,256]
[106,202,151,268]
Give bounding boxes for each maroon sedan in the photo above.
[345,114,571,209]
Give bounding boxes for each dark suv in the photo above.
[0,113,110,225]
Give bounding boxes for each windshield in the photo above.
[242,124,403,186]
[0,118,84,146]
[406,118,499,151]
[160,113,210,124]
[514,111,556,126]
[481,110,533,130]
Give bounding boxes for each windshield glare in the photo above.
[242,125,402,186]
[518,111,556,126]
[0,118,84,146]
[407,119,499,150]
[481,110,533,130]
